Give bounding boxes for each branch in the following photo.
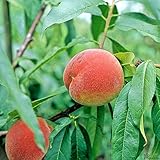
[0,131,8,137]
[2,0,12,62]
[135,60,160,69]
[0,103,81,137]
[0,103,81,136]
[49,103,82,122]
[12,4,47,68]
[99,0,115,49]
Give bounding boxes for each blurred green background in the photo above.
[0,0,160,159]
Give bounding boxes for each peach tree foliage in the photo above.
[0,0,160,160]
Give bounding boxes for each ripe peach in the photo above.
[63,49,124,106]
[5,117,51,160]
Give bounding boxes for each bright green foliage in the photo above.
[0,51,46,152]
[91,4,118,41]
[45,126,71,160]
[149,137,160,159]
[112,83,140,160]
[152,78,160,141]
[115,12,160,42]
[1,0,160,159]
[108,37,128,53]
[128,61,156,126]
[71,124,91,160]
[0,83,8,127]
[43,0,104,30]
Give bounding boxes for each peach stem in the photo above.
[99,0,115,49]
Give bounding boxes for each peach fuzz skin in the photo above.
[5,117,51,160]
[63,49,124,106]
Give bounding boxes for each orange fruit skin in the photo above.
[5,117,51,160]
[63,49,124,106]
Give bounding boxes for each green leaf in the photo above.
[139,115,147,146]
[125,0,160,19]
[0,83,9,128]
[85,5,102,16]
[152,102,160,141]
[8,86,67,120]
[8,110,19,120]
[121,12,160,25]
[32,86,67,108]
[78,124,91,159]
[83,108,97,146]
[8,0,43,31]
[91,4,109,41]
[24,1,42,31]
[128,61,156,126]
[91,4,118,40]
[114,52,135,65]
[45,24,63,47]
[20,37,92,83]
[148,137,160,159]
[65,20,76,53]
[114,52,136,78]
[45,125,71,160]
[136,133,145,158]
[0,118,8,128]
[115,12,160,42]
[8,0,42,11]
[44,0,61,6]
[112,82,140,160]
[0,83,8,106]
[71,124,91,160]
[7,0,23,8]
[108,37,128,53]
[123,64,136,78]
[48,118,72,146]
[0,51,45,151]
[92,106,105,159]
[65,20,76,45]
[152,78,160,141]
[156,77,160,105]
[142,0,160,20]
[43,0,104,30]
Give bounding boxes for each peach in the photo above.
[5,117,51,160]
[63,49,124,106]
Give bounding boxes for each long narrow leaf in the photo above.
[45,124,72,160]
[43,0,104,30]
[128,61,156,126]
[0,51,45,151]
[112,83,141,160]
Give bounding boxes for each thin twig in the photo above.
[135,59,143,67]
[135,60,160,69]
[155,64,160,69]
[2,0,12,62]
[49,103,82,122]
[108,103,113,119]
[0,131,8,137]
[12,4,47,68]
[99,0,115,49]
[0,103,81,136]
